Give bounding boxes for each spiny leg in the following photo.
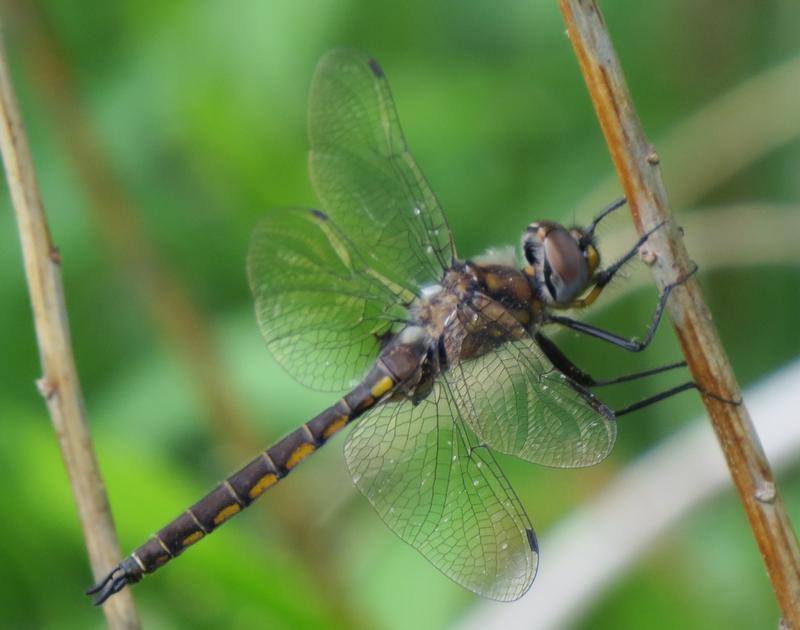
[584,197,627,237]
[612,382,698,417]
[568,220,667,310]
[535,331,738,416]
[545,263,698,352]
[592,221,666,290]
[535,332,686,388]
[535,332,698,416]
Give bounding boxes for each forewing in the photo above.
[248,208,411,391]
[309,48,455,293]
[446,321,617,468]
[344,382,537,601]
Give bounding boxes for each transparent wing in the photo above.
[445,297,617,468]
[344,381,537,601]
[309,48,455,294]
[247,208,412,391]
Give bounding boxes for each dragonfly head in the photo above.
[522,221,600,306]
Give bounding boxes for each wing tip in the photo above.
[367,58,385,78]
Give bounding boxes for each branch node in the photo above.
[756,481,777,504]
[35,376,58,401]
[639,248,657,266]
[560,0,800,622]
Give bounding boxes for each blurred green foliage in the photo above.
[1,0,798,628]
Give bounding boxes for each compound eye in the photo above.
[544,227,589,303]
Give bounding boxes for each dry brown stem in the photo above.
[6,0,257,461]
[2,3,363,625]
[559,0,800,624]
[0,29,140,630]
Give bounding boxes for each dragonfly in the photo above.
[88,48,697,605]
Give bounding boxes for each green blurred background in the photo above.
[1,1,799,628]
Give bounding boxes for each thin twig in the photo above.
[576,52,800,215]
[7,0,257,462]
[4,4,365,625]
[0,29,140,630]
[459,359,800,629]
[559,0,800,625]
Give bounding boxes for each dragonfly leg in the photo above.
[609,380,741,416]
[545,263,698,352]
[612,381,698,417]
[563,219,668,311]
[584,197,627,237]
[592,220,667,290]
[536,332,698,417]
[535,332,686,387]
[536,332,740,416]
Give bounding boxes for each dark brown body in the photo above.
[111,259,541,586]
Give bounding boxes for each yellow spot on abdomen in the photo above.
[213,503,241,526]
[286,442,316,469]
[322,415,349,440]
[182,531,204,547]
[153,554,169,568]
[356,396,375,411]
[370,376,394,398]
[248,473,278,499]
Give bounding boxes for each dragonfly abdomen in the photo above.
[88,340,424,604]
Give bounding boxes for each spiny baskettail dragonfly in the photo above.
[88,49,700,604]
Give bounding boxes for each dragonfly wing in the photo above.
[309,48,455,293]
[445,298,617,468]
[344,381,537,601]
[248,207,412,391]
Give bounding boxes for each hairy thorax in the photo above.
[397,261,541,396]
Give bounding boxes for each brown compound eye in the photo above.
[542,226,590,304]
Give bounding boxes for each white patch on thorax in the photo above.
[398,325,427,346]
[420,283,443,299]
[472,245,517,268]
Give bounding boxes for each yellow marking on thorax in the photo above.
[286,442,316,469]
[182,531,204,547]
[485,273,502,293]
[322,415,349,440]
[213,503,241,526]
[248,473,278,499]
[370,376,395,398]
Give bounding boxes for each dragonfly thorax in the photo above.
[521,220,600,306]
